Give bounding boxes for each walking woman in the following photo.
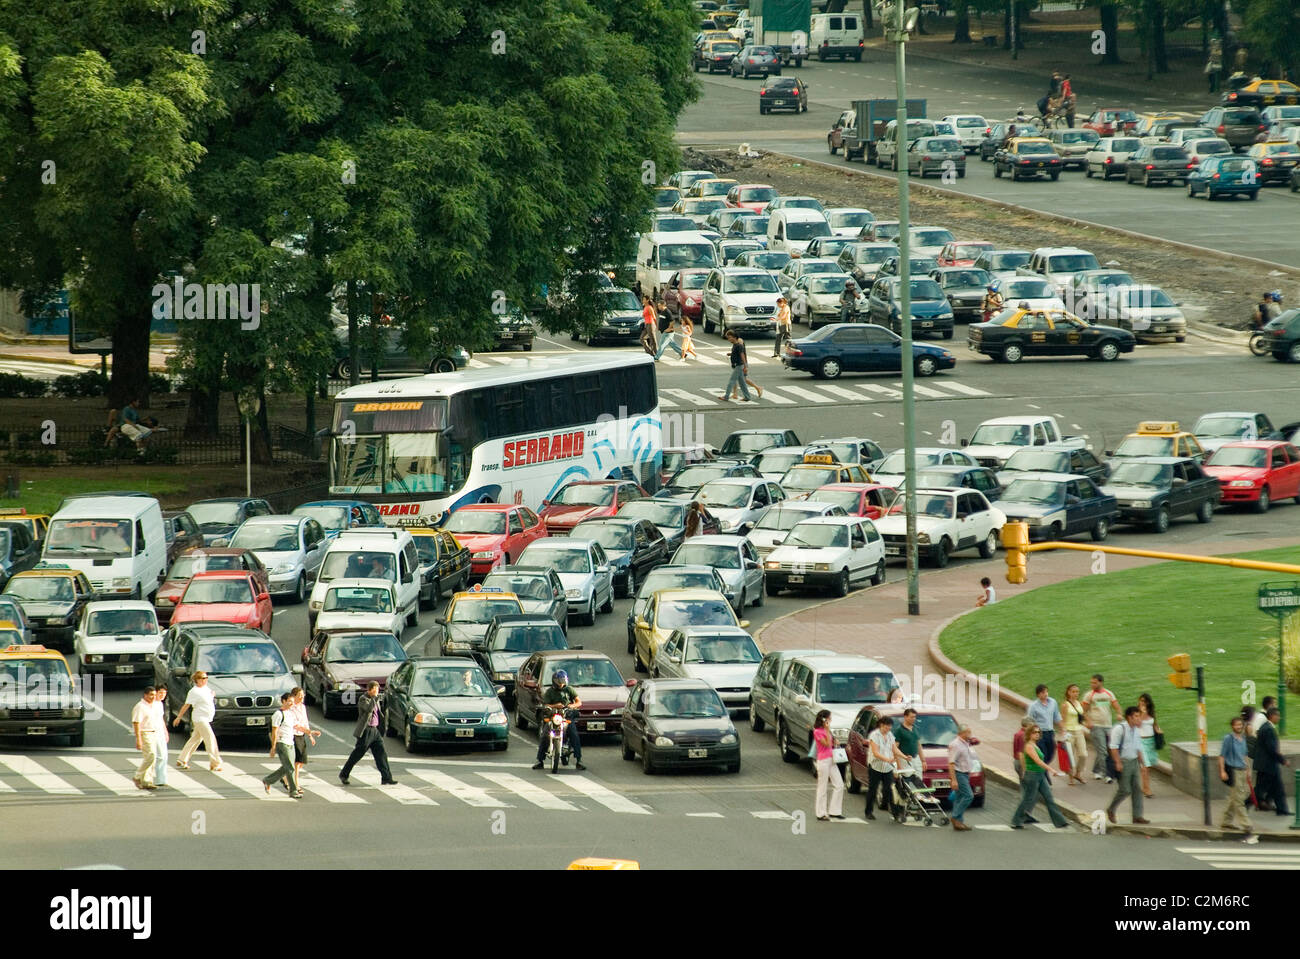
[773,296,792,357]
[812,709,846,821]
[1137,693,1161,798]
[864,715,900,820]
[1062,683,1090,786]
[679,314,699,360]
[1010,723,1069,828]
[175,671,223,771]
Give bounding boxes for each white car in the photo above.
[997,277,1067,312]
[824,207,876,238]
[872,447,980,488]
[1096,285,1186,340]
[746,500,847,559]
[74,600,162,677]
[791,272,857,329]
[775,256,842,296]
[669,535,766,610]
[1182,137,1233,166]
[1166,127,1215,148]
[1083,136,1143,179]
[1016,247,1102,300]
[695,477,787,534]
[515,538,614,627]
[898,226,956,259]
[941,114,989,152]
[313,579,405,635]
[763,515,886,597]
[701,267,780,336]
[227,514,328,603]
[874,488,1005,567]
[652,625,764,712]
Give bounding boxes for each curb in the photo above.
[0,353,171,373]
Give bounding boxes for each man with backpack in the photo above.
[263,692,301,797]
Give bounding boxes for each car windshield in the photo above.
[940,270,992,288]
[697,482,753,507]
[1108,463,1174,488]
[326,632,404,662]
[323,586,393,613]
[871,223,900,240]
[912,713,962,747]
[553,485,615,507]
[1003,450,1068,472]
[655,188,680,206]
[6,577,74,602]
[544,658,625,687]
[1003,279,1053,298]
[888,494,956,518]
[444,510,507,535]
[970,424,1033,446]
[450,598,520,622]
[679,273,710,291]
[647,688,727,718]
[603,290,642,312]
[413,667,495,697]
[877,451,945,473]
[755,506,829,531]
[711,42,739,53]
[490,624,566,653]
[657,597,735,628]
[483,574,553,601]
[906,279,944,300]
[1046,254,1100,273]
[912,229,954,246]
[985,252,1031,270]
[642,571,718,596]
[809,488,865,512]
[673,464,739,488]
[187,502,247,527]
[620,500,686,528]
[196,643,287,675]
[818,672,895,704]
[673,542,741,568]
[45,519,133,556]
[182,578,254,605]
[660,244,716,268]
[292,505,350,532]
[655,217,697,231]
[1194,416,1251,438]
[830,212,874,229]
[230,523,299,552]
[727,273,779,293]
[1116,436,1174,457]
[1059,131,1099,143]
[520,547,591,573]
[783,467,837,491]
[783,523,849,548]
[575,525,633,551]
[685,634,761,664]
[87,609,158,635]
[744,252,788,269]
[1111,138,1141,151]
[1208,447,1268,468]
[786,221,832,241]
[167,553,242,581]
[1002,480,1067,506]
[0,658,72,689]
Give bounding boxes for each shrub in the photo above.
[0,372,48,399]
[51,370,109,398]
[148,373,171,395]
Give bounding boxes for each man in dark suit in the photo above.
[1254,706,1290,816]
[339,681,398,786]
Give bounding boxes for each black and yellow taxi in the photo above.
[406,527,471,610]
[0,644,85,746]
[431,587,524,657]
[1224,79,1300,109]
[967,306,1134,364]
[993,137,1065,181]
[2,566,96,652]
[0,508,51,544]
[1109,422,1207,462]
[779,454,873,500]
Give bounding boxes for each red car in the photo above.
[846,704,985,807]
[1083,108,1139,138]
[539,480,648,535]
[1203,441,1300,511]
[171,570,274,632]
[441,504,548,577]
[810,483,898,520]
[724,183,779,213]
[155,547,270,625]
[936,240,994,268]
[663,269,712,323]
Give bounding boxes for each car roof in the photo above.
[573,517,642,529]
[980,415,1056,425]
[651,587,731,600]
[14,568,82,579]
[672,625,752,638]
[85,600,156,612]
[408,656,489,670]
[489,614,562,626]
[238,514,305,525]
[1109,456,1193,466]
[700,476,767,486]
[191,569,255,580]
[1214,441,1288,450]
[817,483,893,492]
[679,535,746,546]
[763,648,838,660]
[790,653,893,672]
[326,577,398,589]
[1001,471,1088,483]
[530,649,617,662]
[789,515,866,527]
[451,589,519,600]
[639,677,716,691]
[646,564,719,576]
[1197,410,1262,418]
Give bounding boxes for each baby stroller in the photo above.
[891,767,950,827]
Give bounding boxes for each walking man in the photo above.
[1027,684,1063,772]
[1220,715,1256,841]
[174,670,223,771]
[1254,707,1290,817]
[655,315,684,361]
[1106,706,1150,825]
[948,723,976,831]
[132,687,160,791]
[720,329,753,402]
[895,707,923,779]
[263,692,301,797]
[1083,673,1119,782]
[339,681,398,786]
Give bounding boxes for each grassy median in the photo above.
[939,546,1300,754]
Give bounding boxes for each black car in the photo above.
[930,267,994,322]
[1124,145,1194,186]
[301,628,407,718]
[583,288,643,345]
[760,77,808,115]
[997,444,1110,486]
[731,45,782,78]
[993,138,1065,180]
[617,498,723,553]
[967,307,1135,363]
[154,623,302,738]
[1291,164,1300,192]
[409,528,471,610]
[998,472,1120,542]
[621,678,741,774]
[162,510,204,567]
[186,497,274,546]
[911,465,1003,501]
[0,521,40,589]
[492,308,535,351]
[1260,308,1300,362]
[978,121,1022,160]
[571,517,670,597]
[474,614,568,704]
[1102,456,1222,532]
[782,323,956,379]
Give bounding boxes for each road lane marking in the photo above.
[406,768,509,807]
[477,771,579,810]
[890,381,956,398]
[59,756,142,796]
[565,775,653,815]
[157,767,224,799]
[0,756,82,794]
[859,384,903,400]
[292,768,368,803]
[821,385,874,402]
[661,388,719,407]
[209,761,292,801]
[750,810,795,820]
[347,766,438,804]
[686,812,725,818]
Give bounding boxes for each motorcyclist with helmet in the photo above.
[981,282,1004,323]
[532,669,585,771]
[1253,291,1282,330]
[839,280,863,324]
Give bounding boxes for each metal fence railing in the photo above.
[0,424,325,467]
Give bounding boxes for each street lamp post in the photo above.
[237,389,261,498]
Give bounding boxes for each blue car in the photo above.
[781,322,956,380]
[1186,155,1260,201]
[867,276,955,339]
[291,500,386,539]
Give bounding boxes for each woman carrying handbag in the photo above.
[811,709,846,821]
[1062,683,1090,786]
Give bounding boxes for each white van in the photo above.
[307,528,420,630]
[810,13,863,61]
[766,209,832,256]
[43,495,168,601]
[636,231,719,300]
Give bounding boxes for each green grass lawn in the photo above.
[939,547,1300,756]
[2,471,193,516]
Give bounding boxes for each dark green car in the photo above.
[331,322,471,379]
[382,657,509,753]
[1101,456,1221,532]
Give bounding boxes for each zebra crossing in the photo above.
[655,378,992,409]
[1175,845,1300,870]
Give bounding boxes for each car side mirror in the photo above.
[635,619,649,629]
[211,538,229,548]
[291,664,304,677]
[1173,477,1187,486]
[435,617,447,625]
[960,439,969,447]
[307,656,322,666]
[257,592,270,602]
[744,560,759,569]
[625,678,637,688]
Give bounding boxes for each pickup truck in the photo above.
[961,415,1083,469]
[829,98,927,165]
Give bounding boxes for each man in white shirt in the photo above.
[174,671,223,771]
[151,686,170,788]
[262,692,301,797]
[864,715,902,820]
[131,688,160,790]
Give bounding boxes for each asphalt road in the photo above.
[675,60,1300,267]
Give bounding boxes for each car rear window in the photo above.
[1151,147,1187,159]
[1111,138,1141,151]
[1223,110,1261,123]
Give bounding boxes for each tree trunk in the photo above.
[1151,1,1167,74]
[108,269,156,409]
[346,278,360,387]
[183,384,221,440]
[1099,3,1120,64]
[1003,1,1010,50]
[863,0,872,29]
[253,390,274,466]
[304,389,316,444]
[913,0,929,34]
[952,0,970,42]
[1013,1,1027,47]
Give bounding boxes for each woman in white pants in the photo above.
[174,671,223,771]
[812,709,845,821]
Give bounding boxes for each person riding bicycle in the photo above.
[1059,74,1076,127]
[532,669,585,771]
[839,281,862,323]
[981,282,1004,323]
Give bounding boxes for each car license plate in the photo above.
[500,331,513,338]
[933,779,951,789]
[921,321,933,328]
[886,545,902,556]
[116,665,135,674]
[788,574,804,583]
[455,727,475,738]
[1152,326,1167,333]
[246,716,266,726]
[773,99,785,105]
[588,721,606,731]
[27,726,47,735]
[1036,162,1044,167]
[688,748,709,758]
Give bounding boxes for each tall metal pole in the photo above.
[1278,615,1288,735]
[891,2,919,616]
[1196,665,1211,828]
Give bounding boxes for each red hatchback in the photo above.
[845,704,986,807]
[171,570,274,632]
[724,183,779,213]
[810,483,898,520]
[664,269,712,323]
[1083,108,1139,138]
[937,240,994,268]
[155,548,270,625]
[1204,441,1300,512]
[441,504,548,577]
[539,480,648,535]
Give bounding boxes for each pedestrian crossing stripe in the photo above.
[1175,846,1300,869]
[655,380,991,409]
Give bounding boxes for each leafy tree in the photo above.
[1238,0,1300,78]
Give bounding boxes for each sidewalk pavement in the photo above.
[756,534,1300,841]
[0,340,174,373]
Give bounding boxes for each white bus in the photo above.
[329,354,662,525]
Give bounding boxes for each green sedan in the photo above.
[382,657,509,753]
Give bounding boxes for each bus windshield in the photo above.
[332,432,462,496]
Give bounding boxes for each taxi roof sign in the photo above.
[803,454,835,465]
[566,857,640,870]
[32,563,71,570]
[0,508,27,515]
[1137,421,1180,434]
[4,645,50,653]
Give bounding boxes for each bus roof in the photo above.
[333,353,656,401]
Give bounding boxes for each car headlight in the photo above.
[764,560,779,570]
[719,519,739,531]
[814,563,830,571]
[917,532,931,545]
[492,672,515,682]
[414,711,441,724]
[487,711,508,725]
[720,733,738,745]
[1130,500,1151,509]
[85,654,103,664]
[970,758,983,774]
[565,588,582,599]
[611,707,624,716]
[654,735,674,747]
[1229,480,1255,488]
[112,578,131,588]
[274,562,297,574]
[473,551,498,560]
[61,708,81,719]
[216,698,232,708]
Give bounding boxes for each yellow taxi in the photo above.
[1134,113,1183,137]
[631,588,746,675]
[1110,421,1207,461]
[1,567,95,651]
[0,643,85,745]
[993,137,1065,181]
[779,454,873,500]
[0,508,50,542]
[0,622,25,647]
[436,587,523,656]
[1225,79,1300,108]
[405,527,471,609]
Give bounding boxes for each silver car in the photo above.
[481,566,568,629]
[669,535,765,610]
[694,477,787,534]
[748,648,838,734]
[773,654,900,773]
[227,515,328,603]
[515,539,613,628]
[651,625,764,713]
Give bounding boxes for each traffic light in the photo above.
[1167,653,1193,689]
[1002,521,1028,584]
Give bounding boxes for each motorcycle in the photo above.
[543,706,578,773]
[839,292,869,324]
[1249,331,1270,356]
